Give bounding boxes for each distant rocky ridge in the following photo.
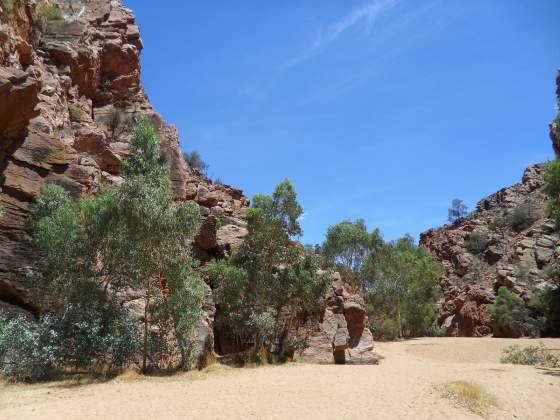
[0,0,376,366]
[420,70,560,337]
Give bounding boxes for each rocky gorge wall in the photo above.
[0,0,377,366]
[420,70,560,337]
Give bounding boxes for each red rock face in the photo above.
[300,273,377,365]
[420,164,558,337]
[0,0,249,365]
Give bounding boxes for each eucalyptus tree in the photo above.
[209,179,329,360]
[28,117,204,373]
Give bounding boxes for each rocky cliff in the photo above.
[0,0,376,366]
[0,0,249,363]
[420,71,560,337]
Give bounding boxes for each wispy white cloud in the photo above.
[281,0,397,70]
[298,211,310,222]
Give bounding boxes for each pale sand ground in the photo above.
[1,338,559,420]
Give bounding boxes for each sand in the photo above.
[1,337,559,420]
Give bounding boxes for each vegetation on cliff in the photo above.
[0,118,204,381]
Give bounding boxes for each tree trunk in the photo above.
[143,282,150,372]
[396,296,402,339]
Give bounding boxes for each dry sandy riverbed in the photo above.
[1,337,559,420]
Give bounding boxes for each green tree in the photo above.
[489,287,537,337]
[183,150,209,174]
[448,198,468,223]
[363,236,442,339]
[209,180,329,360]
[322,219,383,273]
[29,117,204,373]
[543,159,560,229]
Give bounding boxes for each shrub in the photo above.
[68,103,83,121]
[489,287,537,337]
[1,0,13,19]
[0,313,56,382]
[36,3,64,34]
[465,231,489,255]
[183,151,208,174]
[438,381,499,417]
[425,324,446,337]
[505,202,537,231]
[488,218,505,232]
[501,343,559,368]
[106,107,133,140]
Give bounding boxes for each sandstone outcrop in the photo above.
[0,0,248,366]
[421,70,560,338]
[421,165,557,337]
[300,273,377,364]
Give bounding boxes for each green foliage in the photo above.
[505,201,537,231]
[448,198,468,224]
[465,231,489,255]
[209,180,329,360]
[488,218,505,233]
[501,343,559,368]
[0,313,56,382]
[489,287,538,336]
[36,3,64,34]
[68,103,83,121]
[27,117,204,375]
[183,150,208,174]
[363,235,443,339]
[543,159,560,230]
[528,285,560,336]
[106,107,133,140]
[252,179,303,237]
[322,219,383,273]
[1,0,13,19]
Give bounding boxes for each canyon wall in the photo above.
[0,0,376,365]
[420,70,560,337]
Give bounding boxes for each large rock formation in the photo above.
[421,72,560,337]
[421,165,557,336]
[0,0,248,365]
[300,273,377,365]
[0,0,375,366]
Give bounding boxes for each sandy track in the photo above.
[1,338,559,420]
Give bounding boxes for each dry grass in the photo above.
[438,380,499,417]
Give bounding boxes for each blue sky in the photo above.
[126,0,560,245]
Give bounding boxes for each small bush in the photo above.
[489,287,539,337]
[106,108,133,140]
[488,218,505,232]
[506,202,537,231]
[1,0,13,19]
[425,324,446,337]
[183,151,208,174]
[36,3,64,34]
[68,104,83,121]
[0,313,56,382]
[501,343,559,368]
[438,380,499,417]
[465,231,489,255]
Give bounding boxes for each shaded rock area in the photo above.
[420,164,558,337]
[300,273,377,365]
